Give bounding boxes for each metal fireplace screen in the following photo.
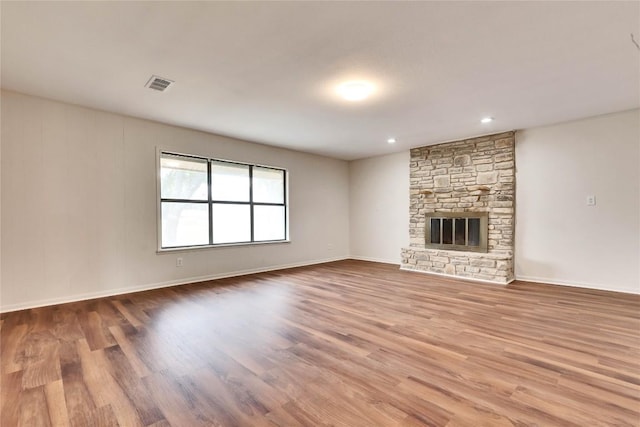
[425,212,488,252]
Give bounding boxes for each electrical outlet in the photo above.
[586,195,596,206]
[327,243,334,251]
[176,257,183,267]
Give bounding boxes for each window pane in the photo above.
[253,167,284,204]
[161,202,209,247]
[211,161,250,202]
[212,204,250,244]
[161,154,208,200]
[254,205,285,241]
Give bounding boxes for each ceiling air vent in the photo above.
[145,75,174,92]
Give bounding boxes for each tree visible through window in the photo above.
[159,152,287,248]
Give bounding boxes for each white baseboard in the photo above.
[0,256,349,313]
[514,274,640,295]
[400,266,515,285]
[348,255,400,265]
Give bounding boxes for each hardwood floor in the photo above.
[1,260,639,426]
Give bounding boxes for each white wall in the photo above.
[515,109,639,294]
[0,91,350,311]
[349,151,409,264]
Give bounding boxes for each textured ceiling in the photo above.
[2,2,639,160]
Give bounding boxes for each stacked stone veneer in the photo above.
[401,131,515,284]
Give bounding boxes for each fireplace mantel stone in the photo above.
[401,131,515,284]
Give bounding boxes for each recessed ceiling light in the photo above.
[481,117,494,124]
[337,81,374,102]
[387,138,397,144]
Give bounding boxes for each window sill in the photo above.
[157,239,291,254]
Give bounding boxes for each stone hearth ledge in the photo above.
[401,247,514,284]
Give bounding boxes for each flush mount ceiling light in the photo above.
[387,138,397,144]
[337,81,375,102]
[481,117,494,124]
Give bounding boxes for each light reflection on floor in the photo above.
[147,279,294,371]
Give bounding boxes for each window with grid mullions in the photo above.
[159,152,287,249]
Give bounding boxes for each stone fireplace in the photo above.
[401,131,515,284]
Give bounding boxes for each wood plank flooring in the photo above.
[1,260,639,426]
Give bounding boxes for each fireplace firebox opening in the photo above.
[425,212,488,252]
